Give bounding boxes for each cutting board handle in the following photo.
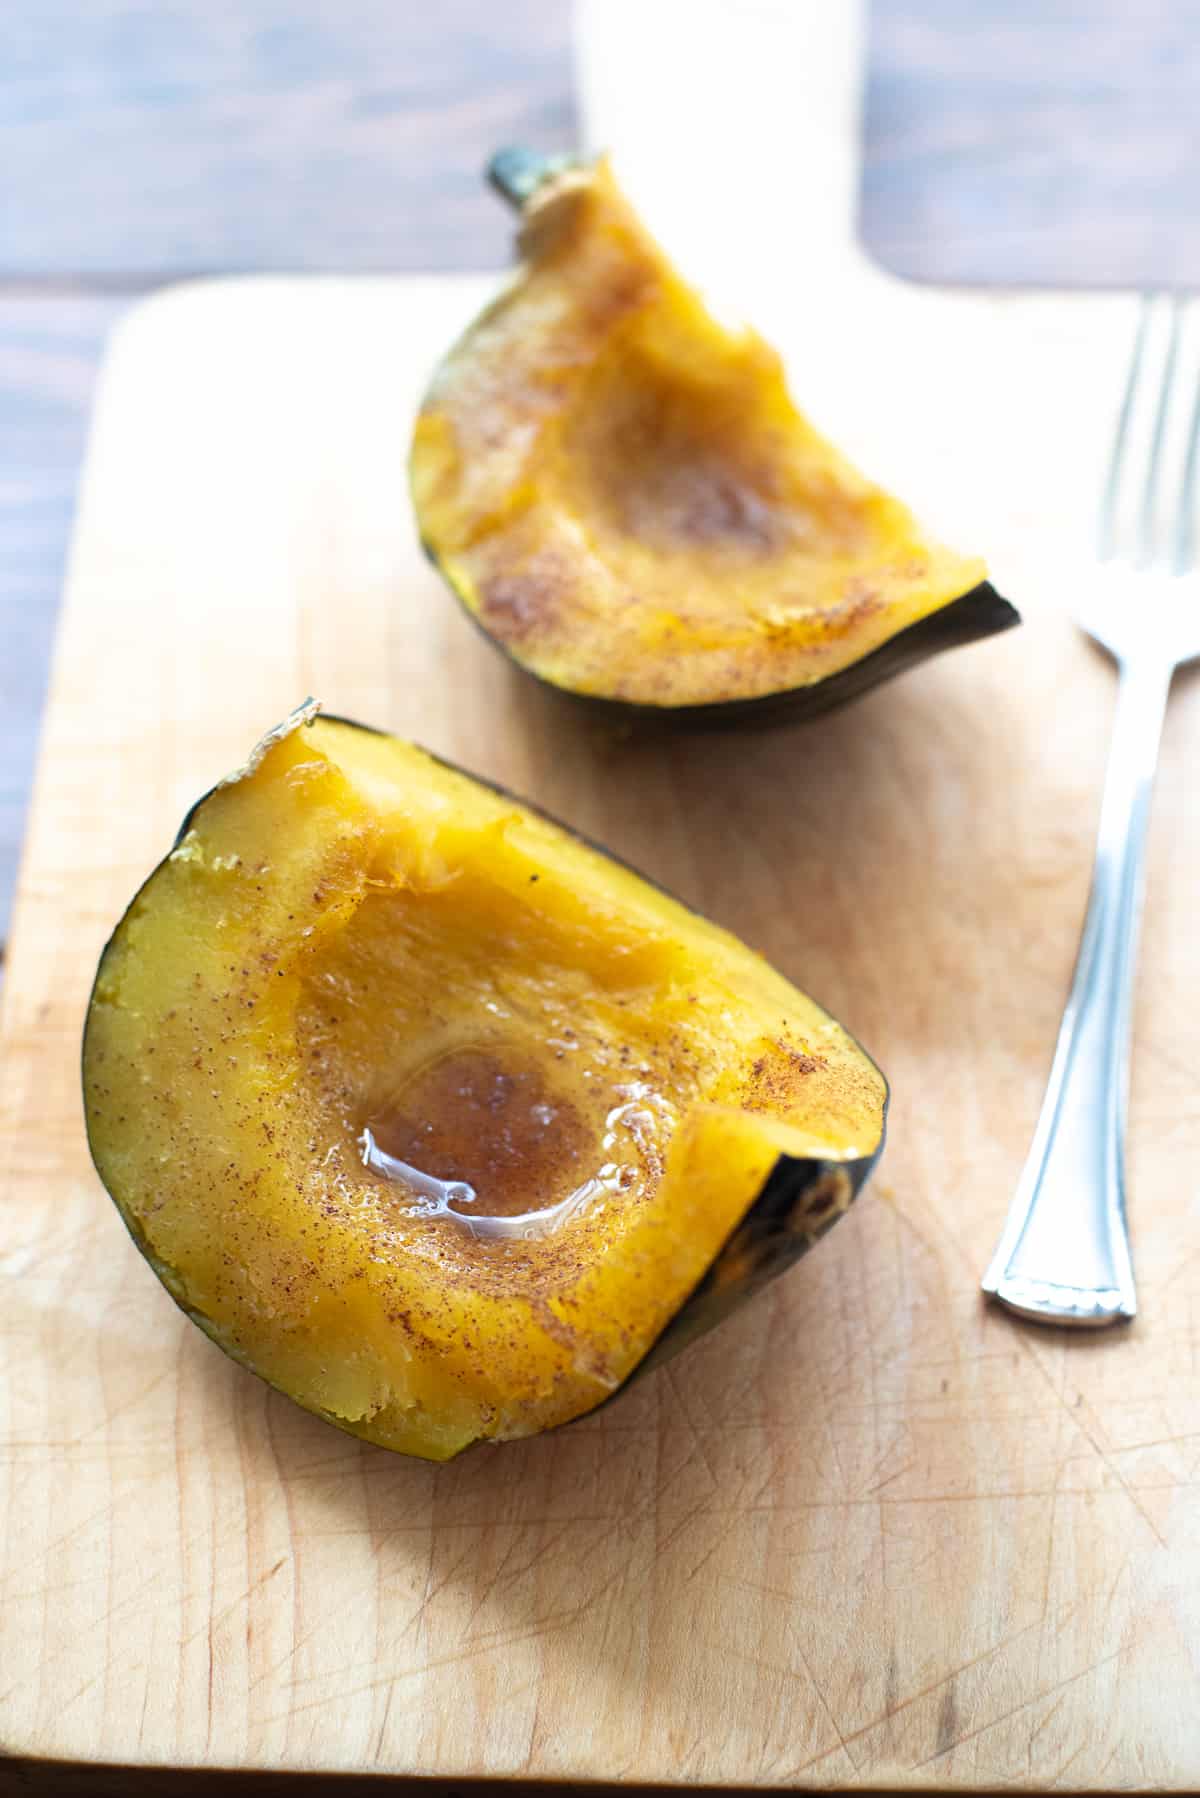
[574,0,867,307]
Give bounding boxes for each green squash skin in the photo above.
[82,709,888,1451]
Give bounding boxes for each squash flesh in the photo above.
[412,160,989,710]
[84,715,885,1459]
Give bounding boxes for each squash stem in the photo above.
[487,146,576,212]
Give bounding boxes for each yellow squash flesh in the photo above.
[412,156,1002,713]
[83,711,886,1459]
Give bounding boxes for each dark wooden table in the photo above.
[3,0,1197,947]
[862,0,1200,291]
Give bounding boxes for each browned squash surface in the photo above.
[83,708,887,1460]
[411,155,1012,716]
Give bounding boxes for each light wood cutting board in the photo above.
[4,7,1200,1792]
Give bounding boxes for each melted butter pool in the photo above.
[359,1054,676,1241]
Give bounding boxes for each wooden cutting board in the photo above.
[2,268,1199,1794]
[5,7,1200,1790]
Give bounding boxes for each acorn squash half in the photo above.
[82,705,887,1460]
[411,150,1018,723]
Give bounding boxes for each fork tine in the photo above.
[1099,297,1153,562]
[1174,331,1200,576]
[1137,294,1184,567]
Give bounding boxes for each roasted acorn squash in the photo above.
[83,705,887,1460]
[411,150,1018,722]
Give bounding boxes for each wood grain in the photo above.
[0,0,575,277]
[5,2,1200,1783]
[860,0,1200,289]
[5,0,1190,286]
[1,268,1198,1787]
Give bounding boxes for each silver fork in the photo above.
[982,294,1200,1327]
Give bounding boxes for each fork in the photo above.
[982,294,1200,1327]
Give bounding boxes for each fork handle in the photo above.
[982,655,1173,1325]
